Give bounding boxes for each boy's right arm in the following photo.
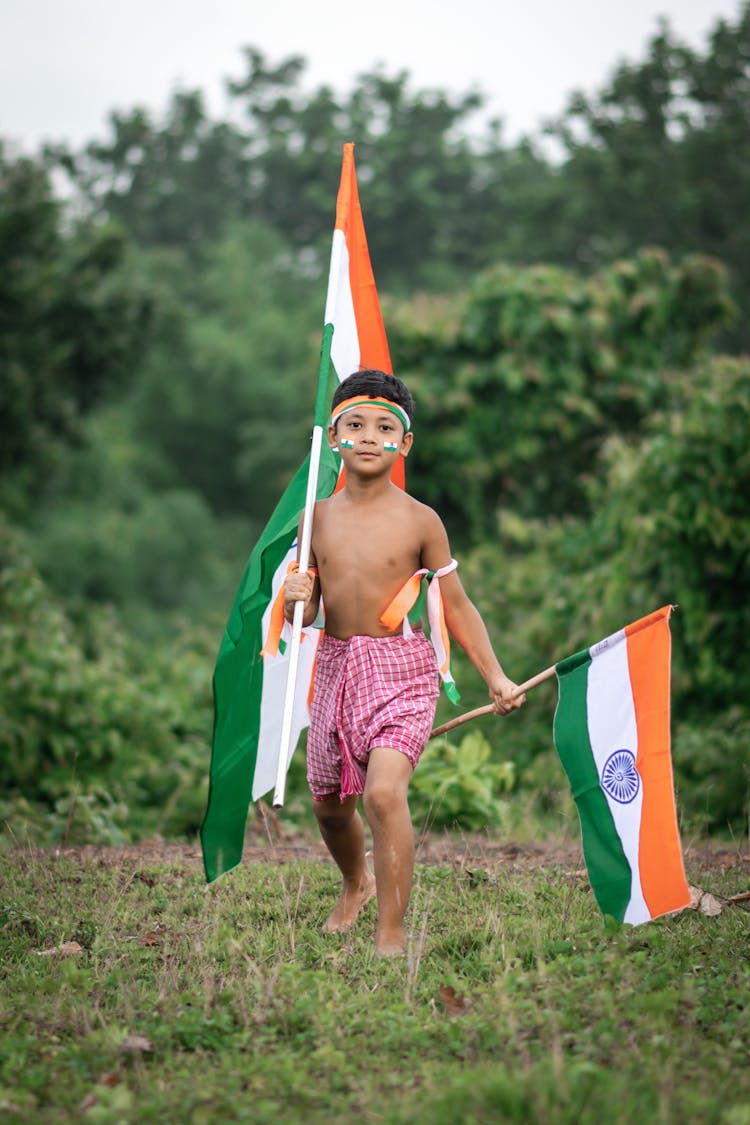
[284,511,321,626]
[284,570,320,626]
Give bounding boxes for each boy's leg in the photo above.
[313,794,376,932]
[362,747,414,957]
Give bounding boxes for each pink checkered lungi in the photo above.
[306,631,440,801]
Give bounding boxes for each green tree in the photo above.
[581,356,750,715]
[129,221,323,516]
[58,50,535,292]
[50,5,750,331]
[461,354,750,832]
[394,249,734,542]
[549,2,750,344]
[0,146,151,507]
[59,91,252,253]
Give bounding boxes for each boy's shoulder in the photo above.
[397,491,443,525]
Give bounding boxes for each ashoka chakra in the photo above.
[601,749,640,804]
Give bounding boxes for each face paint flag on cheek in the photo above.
[340,438,355,449]
[384,441,398,452]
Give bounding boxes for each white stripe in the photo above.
[426,560,458,678]
[587,633,650,925]
[253,545,321,800]
[325,229,359,382]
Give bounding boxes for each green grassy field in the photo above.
[1,836,748,1124]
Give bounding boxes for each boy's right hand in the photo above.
[284,570,315,619]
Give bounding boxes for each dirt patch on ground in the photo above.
[17,826,749,878]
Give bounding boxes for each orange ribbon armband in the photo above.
[379,560,461,704]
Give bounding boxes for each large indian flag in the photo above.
[553,605,691,925]
[201,144,394,883]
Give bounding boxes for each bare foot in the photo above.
[323,874,376,933]
[374,927,407,958]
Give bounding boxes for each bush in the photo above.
[447,356,750,834]
[410,731,515,831]
[673,709,750,834]
[0,521,214,844]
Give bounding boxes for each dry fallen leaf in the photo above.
[688,884,703,908]
[138,931,164,947]
[439,984,473,1016]
[121,1034,154,1054]
[32,940,84,958]
[687,885,724,916]
[137,922,168,947]
[698,892,723,916]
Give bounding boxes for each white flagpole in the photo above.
[271,145,351,807]
[272,424,326,807]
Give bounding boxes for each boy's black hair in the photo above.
[331,369,415,427]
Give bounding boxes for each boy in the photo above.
[284,369,524,957]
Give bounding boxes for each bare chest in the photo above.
[313,502,423,605]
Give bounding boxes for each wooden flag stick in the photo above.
[429,663,557,740]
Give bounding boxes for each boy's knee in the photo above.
[363,778,404,824]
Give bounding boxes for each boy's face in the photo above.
[328,408,413,468]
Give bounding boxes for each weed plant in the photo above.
[1,841,748,1123]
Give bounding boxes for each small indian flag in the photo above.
[553,605,691,925]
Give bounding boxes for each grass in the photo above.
[0,835,748,1124]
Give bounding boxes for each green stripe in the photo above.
[201,361,341,883]
[313,324,334,427]
[553,655,633,922]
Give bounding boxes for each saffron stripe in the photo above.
[336,147,392,376]
[626,607,690,918]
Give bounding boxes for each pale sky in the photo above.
[1,0,743,153]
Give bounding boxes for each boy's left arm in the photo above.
[422,512,524,715]
[441,575,525,714]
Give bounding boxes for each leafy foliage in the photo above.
[400,250,734,540]
[51,4,750,337]
[453,356,750,831]
[129,222,322,516]
[0,147,151,506]
[3,8,750,843]
[579,356,750,712]
[0,523,214,842]
[410,732,515,830]
[549,4,750,345]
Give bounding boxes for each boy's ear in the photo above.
[401,431,414,456]
[327,424,338,449]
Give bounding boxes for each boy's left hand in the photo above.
[488,674,525,715]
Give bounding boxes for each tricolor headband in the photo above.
[331,396,411,433]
